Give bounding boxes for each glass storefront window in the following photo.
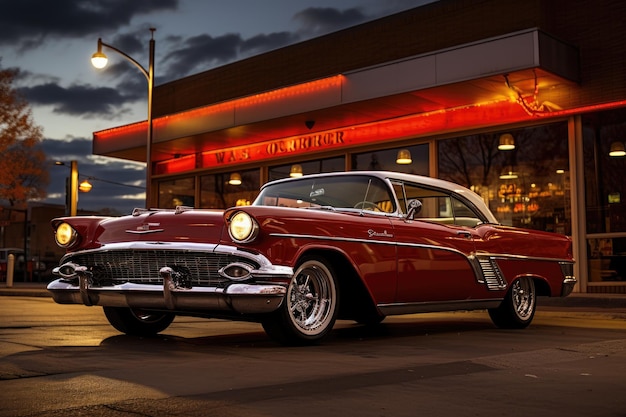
[583,108,626,283]
[200,169,260,208]
[583,108,626,234]
[269,156,345,181]
[588,237,626,283]
[437,123,570,234]
[351,144,429,175]
[158,177,196,208]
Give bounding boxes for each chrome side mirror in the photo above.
[406,199,422,220]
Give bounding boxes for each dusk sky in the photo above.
[0,0,433,214]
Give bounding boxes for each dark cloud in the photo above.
[293,7,368,36]
[162,33,243,80]
[42,138,145,214]
[240,32,300,55]
[19,83,133,119]
[0,0,178,50]
[41,137,94,164]
[107,31,148,57]
[11,68,60,85]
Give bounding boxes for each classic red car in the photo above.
[48,171,576,344]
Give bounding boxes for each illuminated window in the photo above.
[200,169,260,209]
[438,123,570,233]
[269,156,345,181]
[583,108,626,283]
[158,177,195,208]
[583,108,626,234]
[351,144,429,175]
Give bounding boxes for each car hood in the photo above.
[53,210,228,251]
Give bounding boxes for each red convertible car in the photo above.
[48,171,576,344]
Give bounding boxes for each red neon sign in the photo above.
[155,98,532,174]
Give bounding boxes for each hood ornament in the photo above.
[125,222,164,234]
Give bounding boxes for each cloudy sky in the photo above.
[1,0,432,215]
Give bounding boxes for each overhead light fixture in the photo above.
[228,173,242,185]
[609,141,626,157]
[396,149,412,164]
[90,39,108,69]
[499,169,518,180]
[498,133,515,151]
[79,180,93,193]
[290,164,303,178]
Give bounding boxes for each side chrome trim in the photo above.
[378,299,503,316]
[559,261,577,296]
[469,255,508,290]
[269,232,466,257]
[475,252,575,264]
[270,233,575,264]
[469,255,575,292]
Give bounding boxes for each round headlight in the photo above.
[228,211,258,243]
[55,222,78,248]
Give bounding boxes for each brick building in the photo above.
[93,0,626,292]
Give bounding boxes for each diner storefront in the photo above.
[93,0,626,293]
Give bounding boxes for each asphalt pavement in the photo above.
[1,281,626,310]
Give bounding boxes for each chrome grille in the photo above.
[65,250,254,287]
[477,258,507,290]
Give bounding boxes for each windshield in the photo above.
[254,175,396,213]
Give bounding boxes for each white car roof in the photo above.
[262,171,499,224]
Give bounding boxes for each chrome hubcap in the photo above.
[288,261,335,335]
[512,278,535,320]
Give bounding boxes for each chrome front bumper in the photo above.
[47,242,292,315]
[47,279,287,314]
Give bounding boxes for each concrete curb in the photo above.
[538,293,626,309]
[0,284,51,297]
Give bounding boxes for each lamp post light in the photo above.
[91,28,155,208]
[55,160,91,216]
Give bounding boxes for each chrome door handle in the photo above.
[456,231,472,239]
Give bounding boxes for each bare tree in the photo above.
[438,133,503,189]
[0,66,48,207]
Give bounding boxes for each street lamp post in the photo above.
[91,28,155,208]
[56,160,91,216]
[69,160,78,216]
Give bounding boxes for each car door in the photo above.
[390,183,482,303]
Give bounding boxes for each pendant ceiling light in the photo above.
[609,141,626,157]
[498,133,515,151]
[396,149,412,164]
[229,173,242,185]
[290,164,303,177]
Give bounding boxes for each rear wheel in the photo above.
[488,277,536,329]
[103,307,175,336]
[262,257,339,345]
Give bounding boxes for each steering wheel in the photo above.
[354,201,381,212]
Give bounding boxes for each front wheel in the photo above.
[103,307,175,336]
[488,277,536,329]
[262,257,339,345]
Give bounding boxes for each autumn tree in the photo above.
[0,66,49,207]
